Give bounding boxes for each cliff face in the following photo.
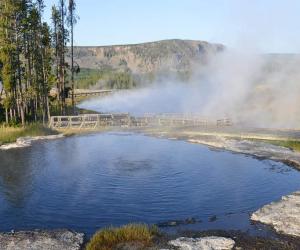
[72,39,224,74]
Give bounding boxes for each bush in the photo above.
[86,224,158,250]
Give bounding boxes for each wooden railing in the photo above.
[73,90,114,98]
[49,113,233,129]
[49,113,130,129]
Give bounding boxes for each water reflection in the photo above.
[0,149,35,206]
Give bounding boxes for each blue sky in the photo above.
[43,0,300,53]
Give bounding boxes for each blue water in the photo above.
[0,132,300,236]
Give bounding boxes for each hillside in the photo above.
[73,39,224,73]
[70,39,224,88]
[70,40,300,90]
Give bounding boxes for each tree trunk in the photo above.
[5,108,8,124]
[71,13,75,113]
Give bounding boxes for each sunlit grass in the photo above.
[266,140,300,152]
[86,224,158,250]
[0,124,58,145]
[246,138,300,152]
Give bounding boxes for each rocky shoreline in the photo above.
[186,137,300,170]
[251,191,300,238]
[0,230,84,250]
[2,228,300,249]
[0,134,64,150]
[139,127,300,170]
[168,236,235,249]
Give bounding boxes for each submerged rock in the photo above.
[251,191,300,237]
[168,236,235,250]
[157,217,198,227]
[208,215,217,222]
[0,229,84,250]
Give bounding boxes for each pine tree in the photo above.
[67,0,77,111]
[51,0,69,114]
[0,0,77,124]
[51,5,60,99]
[0,0,18,124]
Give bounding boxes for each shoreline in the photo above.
[0,134,65,150]
[136,126,300,170]
[251,191,300,238]
[1,226,300,249]
[0,126,111,150]
[2,125,300,171]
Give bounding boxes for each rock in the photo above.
[251,191,300,237]
[0,229,84,250]
[168,236,235,250]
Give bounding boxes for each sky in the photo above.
[43,0,300,53]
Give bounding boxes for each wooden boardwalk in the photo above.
[73,90,114,98]
[49,113,232,129]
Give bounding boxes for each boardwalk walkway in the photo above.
[49,113,232,129]
[73,89,114,98]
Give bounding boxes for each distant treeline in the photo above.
[75,67,192,90]
[0,0,77,125]
[74,68,137,90]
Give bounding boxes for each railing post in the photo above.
[111,114,114,126]
[49,117,53,128]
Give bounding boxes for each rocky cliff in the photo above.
[72,39,224,75]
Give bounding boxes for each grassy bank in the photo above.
[0,124,58,145]
[86,224,158,250]
[237,137,300,153]
[249,139,300,152]
[0,98,100,146]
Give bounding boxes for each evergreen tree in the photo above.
[51,0,69,114]
[0,0,78,125]
[67,0,77,111]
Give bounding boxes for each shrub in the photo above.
[86,224,158,250]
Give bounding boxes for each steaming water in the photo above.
[1,133,300,236]
[79,50,300,129]
[78,86,212,116]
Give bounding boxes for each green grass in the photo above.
[0,124,58,145]
[265,140,300,152]
[86,224,158,250]
[246,138,300,152]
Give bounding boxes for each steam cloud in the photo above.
[79,50,300,129]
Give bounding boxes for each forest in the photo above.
[0,0,77,125]
[74,68,137,90]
